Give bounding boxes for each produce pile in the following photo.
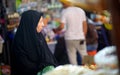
[40,46,119,75]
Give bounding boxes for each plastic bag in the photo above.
[37,66,55,75]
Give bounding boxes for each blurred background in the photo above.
[0,0,120,75]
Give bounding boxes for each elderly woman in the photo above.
[10,10,58,75]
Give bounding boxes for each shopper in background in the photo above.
[53,0,88,65]
[10,10,57,75]
[86,18,98,56]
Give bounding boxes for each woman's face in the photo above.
[36,16,44,33]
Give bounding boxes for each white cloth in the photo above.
[61,6,86,40]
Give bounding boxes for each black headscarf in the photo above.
[10,10,57,75]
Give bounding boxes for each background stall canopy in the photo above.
[61,0,108,13]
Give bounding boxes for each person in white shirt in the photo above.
[53,0,88,65]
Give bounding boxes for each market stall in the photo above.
[37,46,119,75]
[1,0,120,75]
